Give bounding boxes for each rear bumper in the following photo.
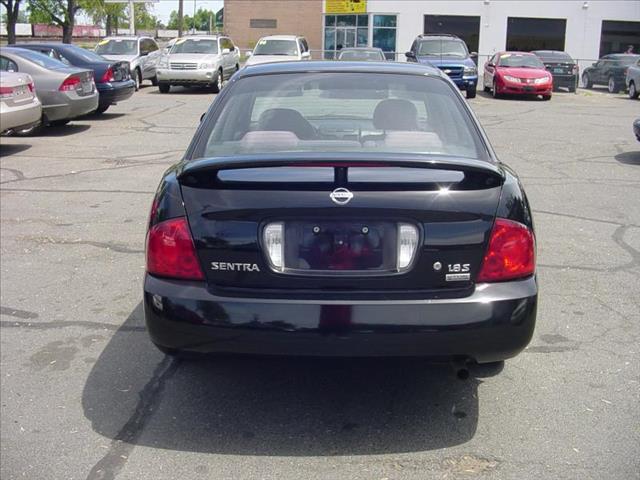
[43,91,99,121]
[144,275,538,363]
[156,68,218,85]
[97,80,135,106]
[551,74,577,87]
[0,98,42,132]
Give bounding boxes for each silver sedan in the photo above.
[0,71,42,134]
[0,47,98,133]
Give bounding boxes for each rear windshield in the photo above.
[498,53,544,68]
[65,45,107,63]
[171,38,218,54]
[95,39,137,55]
[418,40,467,57]
[338,50,385,61]
[194,72,485,160]
[533,51,573,62]
[253,39,298,56]
[11,48,67,69]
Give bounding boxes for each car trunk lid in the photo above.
[179,155,504,295]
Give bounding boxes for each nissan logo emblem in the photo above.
[329,188,353,205]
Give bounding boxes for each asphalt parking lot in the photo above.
[1,85,639,480]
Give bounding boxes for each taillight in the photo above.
[99,67,115,83]
[27,82,35,92]
[146,217,204,280]
[0,86,14,98]
[59,75,81,91]
[477,218,535,283]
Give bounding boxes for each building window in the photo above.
[373,15,397,60]
[506,17,566,52]
[424,15,480,54]
[600,21,640,57]
[324,14,369,59]
[250,19,277,29]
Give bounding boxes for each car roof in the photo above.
[235,60,444,79]
[178,35,221,40]
[258,35,303,41]
[417,33,461,40]
[606,53,640,59]
[102,36,148,41]
[498,51,536,56]
[339,47,383,51]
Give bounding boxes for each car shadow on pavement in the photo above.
[83,112,126,121]
[146,87,217,96]
[83,302,485,456]
[615,151,640,165]
[0,143,31,156]
[36,124,91,137]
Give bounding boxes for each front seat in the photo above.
[257,108,316,140]
[372,99,418,131]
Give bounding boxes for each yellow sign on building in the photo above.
[326,0,367,14]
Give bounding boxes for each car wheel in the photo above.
[629,81,639,99]
[492,80,501,99]
[607,76,620,94]
[151,75,158,86]
[158,83,170,94]
[211,70,222,93]
[582,73,592,89]
[541,94,551,101]
[95,104,110,115]
[134,69,142,91]
[466,87,476,99]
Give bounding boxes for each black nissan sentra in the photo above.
[144,61,537,366]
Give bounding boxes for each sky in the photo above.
[150,0,224,24]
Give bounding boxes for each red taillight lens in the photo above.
[0,86,14,98]
[146,217,204,280]
[477,218,535,283]
[59,75,81,91]
[27,82,35,92]
[99,67,115,83]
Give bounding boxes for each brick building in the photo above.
[224,0,323,51]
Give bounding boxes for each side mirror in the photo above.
[487,62,494,68]
[222,48,231,55]
[405,51,416,59]
[470,52,478,58]
[301,51,311,59]
[245,51,252,58]
[140,50,149,57]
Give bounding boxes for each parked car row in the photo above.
[0,40,143,135]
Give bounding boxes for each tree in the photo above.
[0,0,24,44]
[27,0,81,43]
[168,7,214,33]
[80,0,126,36]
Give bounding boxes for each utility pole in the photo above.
[129,0,135,35]
[192,0,196,34]
[177,0,183,37]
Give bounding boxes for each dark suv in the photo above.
[406,34,478,98]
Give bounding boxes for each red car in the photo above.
[483,51,553,100]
